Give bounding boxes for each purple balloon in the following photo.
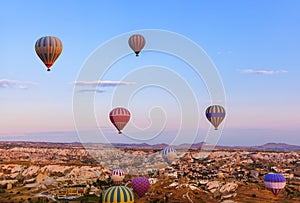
[132,177,150,197]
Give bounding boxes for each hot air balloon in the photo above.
[250,152,259,163]
[35,36,63,71]
[131,177,150,198]
[103,186,134,203]
[205,105,226,130]
[264,173,286,197]
[111,169,125,185]
[128,34,145,56]
[109,107,131,134]
[162,146,177,165]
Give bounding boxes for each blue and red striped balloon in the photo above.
[110,169,125,185]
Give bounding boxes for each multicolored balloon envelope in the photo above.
[205,105,226,130]
[264,173,286,197]
[131,177,150,198]
[162,146,177,165]
[109,107,131,134]
[35,36,63,71]
[103,186,134,203]
[128,34,145,56]
[110,169,125,185]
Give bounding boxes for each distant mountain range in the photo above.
[0,141,299,151]
[111,142,300,151]
[249,143,300,151]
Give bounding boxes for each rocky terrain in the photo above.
[0,141,299,202]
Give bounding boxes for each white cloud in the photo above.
[239,69,288,75]
[217,50,233,55]
[73,80,136,87]
[0,79,18,88]
[77,89,105,93]
[0,79,37,89]
[18,85,29,89]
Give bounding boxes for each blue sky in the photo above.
[0,1,300,146]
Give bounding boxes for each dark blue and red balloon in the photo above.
[264,173,286,197]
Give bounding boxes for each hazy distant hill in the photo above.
[109,142,300,151]
[176,142,204,149]
[111,143,168,149]
[249,143,300,151]
[0,141,299,151]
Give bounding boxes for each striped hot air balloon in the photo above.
[205,105,226,130]
[103,186,134,203]
[35,36,63,71]
[109,107,131,134]
[111,169,125,185]
[162,146,177,165]
[132,177,150,198]
[128,34,145,56]
[264,173,286,197]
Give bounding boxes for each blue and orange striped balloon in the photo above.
[103,186,134,203]
[35,36,63,71]
[205,105,226,130]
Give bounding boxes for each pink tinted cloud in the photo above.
[240,69,288,75]
[72,80,136,86]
